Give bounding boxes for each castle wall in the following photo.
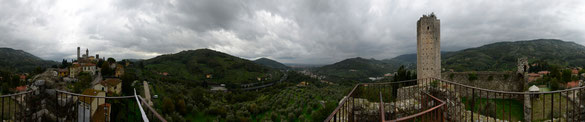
[441,71,524,99]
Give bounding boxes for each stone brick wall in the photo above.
[441,71,525,99]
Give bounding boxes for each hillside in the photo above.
[444,39,585,71]
[316,57,396,80]
[0,48,56,72]
[141,49,280,84]
[382,53,416,70]
[383,39,585,71]
[254,57,290,70]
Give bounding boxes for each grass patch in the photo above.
[461,97,524,121]
[531,93,573,121]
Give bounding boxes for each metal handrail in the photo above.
[380,92,385,122]
[56,90,135,98]
[432,77,585,94]
[389,92,445,122]
[327,77,585,121]
[0,91,33,97]
[56,89,167,121]
[324,83,360,121]
[138,96,167,122]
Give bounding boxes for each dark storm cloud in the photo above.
[0,0,583,64]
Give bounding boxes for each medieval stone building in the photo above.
[417,13,441,80]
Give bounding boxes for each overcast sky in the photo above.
[0,0,584,64]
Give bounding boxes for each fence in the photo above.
[325,77,585,122]
[0,89,166,122]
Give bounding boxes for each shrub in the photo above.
[468,73,478,81]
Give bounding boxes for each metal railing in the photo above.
[0,89,166,122]
[384,92,446,122]
[0,90,34,121]
[54,89,167,122]
[326,77,585,122]
[325,79,429,122]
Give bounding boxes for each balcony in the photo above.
[0,88,166,122]
[325,78,585,122]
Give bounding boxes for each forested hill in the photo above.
[141,48,280,84]
[254,57,290,70]
[315,57,396,80]
[383,39,585,71]
[0,48,56,72]
[443,39,585,71]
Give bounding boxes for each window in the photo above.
[427,26,429,30]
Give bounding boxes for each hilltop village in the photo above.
[12,47,132,121]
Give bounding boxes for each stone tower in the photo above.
[417,13,441,80]
[77,47,80,60]
[517,57,529,74]
[86,48,89,57]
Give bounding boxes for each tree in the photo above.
[176,99,187,115]
[101,61,112,76]
[562,69,572,83]
[61,59,69,68]
[73,73,92,93]
[162,97,175,114]
[107,58,116,64]
[120,71,137,95]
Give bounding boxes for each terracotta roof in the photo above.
[80,89,101,104]
[528,73,540,77]
[567,81,580,88]
[15,86,27,92]
[100,78,121,87]
[92,103,111,122]
[538,71,550,75]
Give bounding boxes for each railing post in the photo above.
[471,88,474,122]
[551,93,554,121]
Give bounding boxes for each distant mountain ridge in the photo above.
[315,57,396,80]
[254,57,290,70]
[383,39,585,71]
[0,48,56,72]
[141,48,279,84]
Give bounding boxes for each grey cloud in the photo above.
[0,0,584,64]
